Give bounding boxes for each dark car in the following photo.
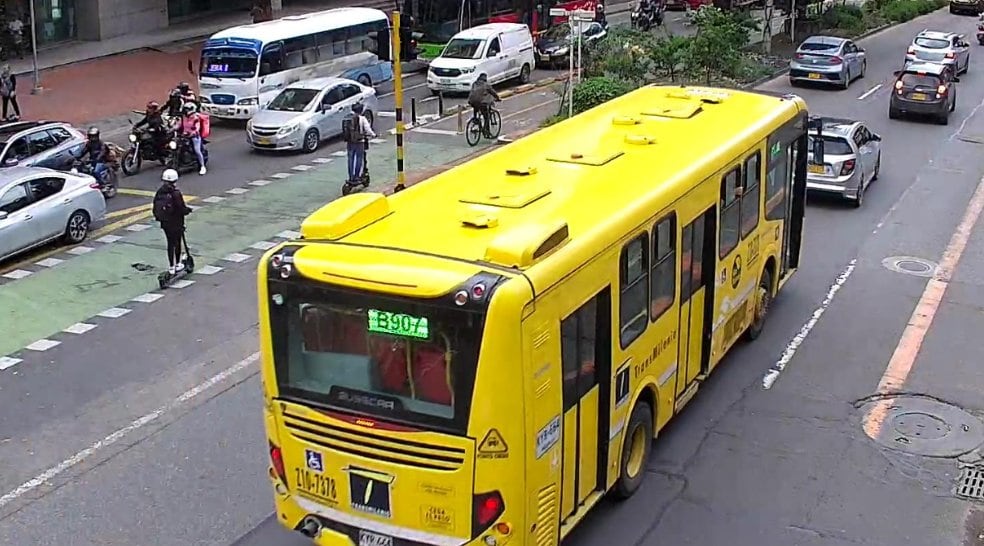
[889,62,958,125]
[0,121,87,171]
[950,0,983,15]
[535,21,607,68]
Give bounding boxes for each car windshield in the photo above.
[267,89,319,112]
[914,37,949,49]
[268,280,485,433]
[200,48,258,78]
[544,25,571,41]
[808,135,853,156]
[901,73,941,87]
[442,38,484,59]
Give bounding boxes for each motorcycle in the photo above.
[71,158,119,199]
[167,134,209,174]
[630,2,663,30]
[122,126,171,176]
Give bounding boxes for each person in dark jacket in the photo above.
[164,89,184,118]
[134,101,168,155]
[153,169,193,275]
[467,74,500,134]
[75,127,113,184]
[0,65,21,121]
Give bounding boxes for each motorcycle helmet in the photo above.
[146,100,160,113]
[178,81,190,93]
[87,126,100,140]
[162,169,179,183]
[182,102,198,115]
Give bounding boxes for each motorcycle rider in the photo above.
[180,102,207,175]
[176,81,198,104]
[74,127,112,186]
[637,0,654,23]
[467,73,500,135]
[595,2,607,27]
[164,89,184,119]
[133,100,168,157]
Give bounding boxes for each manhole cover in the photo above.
[956,466,984,501]
[881,256,938,278]
[867,396,984,458]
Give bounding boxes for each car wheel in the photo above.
[860,60,866,79]
[841,70,851,89]
[302,129,319,153]
[357,74,372,87]
[64,210,90,244]
[788,78,799,87]
[519,63,531,84]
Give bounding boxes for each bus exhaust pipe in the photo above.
[299,516,322,538]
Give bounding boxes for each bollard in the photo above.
[457,107,463,133]
[411,97,417,126]
[438,92,444,117]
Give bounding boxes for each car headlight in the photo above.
[168,140,178,150]
[128,134,137,143]
[238,97,258,106]
[278,124,299,135]
[459,66,476,74]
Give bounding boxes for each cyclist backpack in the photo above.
[197,113,211,138]
[153,189,175,222]
[342,113,364,144]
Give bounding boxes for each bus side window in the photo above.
[333,28,349,56]
[561,297,598,410]
[719,166,741,257]
[315,31,335,60]
[650,214,676,321]
[765,144,788,220]
[259,43,283,76]
[284,35,316,69]
[619,233,649,348]
[741,151,761,238]
[347,23,370,54]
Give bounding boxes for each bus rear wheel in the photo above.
[613,402,652,500]
[745,269,773,340]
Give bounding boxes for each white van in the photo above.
[426,23,535,94]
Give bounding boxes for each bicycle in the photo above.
[465,104,502,146]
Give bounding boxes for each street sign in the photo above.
[572,9,596,20]
[549,7,568,16]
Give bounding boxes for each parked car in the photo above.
[949,0,983,15]
[0,121,87,171]
[905,30,971,74]
[0,166,106,262]
[246,77,379,153]
[788,35,866,89]
[426,23,535,94]
[806,118,882,208]
[889,61,959,125]
[536,21,607,68]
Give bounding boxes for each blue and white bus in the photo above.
[198,7,394,120]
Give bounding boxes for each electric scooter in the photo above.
[158,232,196,289]
[341,138,371,195]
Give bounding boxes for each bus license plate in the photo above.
[808,73,821,80]
[911,93,928,101]
[359,530,393,546]
[808,164,825,174]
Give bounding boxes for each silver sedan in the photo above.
[0,166,106,262]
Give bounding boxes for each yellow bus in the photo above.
[257,84,809,546]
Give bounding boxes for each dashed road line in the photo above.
[169,279,195,289]
[131,293,164,304]
[250,241,277,251]
[292,165,313,171]
[63,323,97,335]
[226,187,249,195]
[124,224,152,232]
[97,308,131,319]
[36,258,64,268]
[270,172,292,179]
[196,265,223,275]
[95,235,123,244]
[223,252,252,263]
[0,357,22,370]
[249,179,273,186]
[3,269,32,280]
[201,196,226,203]
[25,339,61,352]
[66,245,95,255]
[277,230,301,239]
[857,84,882,100]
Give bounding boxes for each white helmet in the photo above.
[162,169,179,183]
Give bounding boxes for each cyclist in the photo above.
[467,73,500,135]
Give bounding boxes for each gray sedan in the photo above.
[789,36,867,89]
[806,119,882,208]
[0,166,106,262]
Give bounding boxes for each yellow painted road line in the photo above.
[104,204,152,220]
[117,188,159,197]
[0,196,199,275]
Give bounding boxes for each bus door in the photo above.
[768,120,806,278]
[558,288,612,520]
[675,208,716,395]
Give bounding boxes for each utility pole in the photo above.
[29,0,41,94]
[763,0,774,55]
[392,11,407,192]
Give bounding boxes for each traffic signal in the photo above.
[398,16,416,62]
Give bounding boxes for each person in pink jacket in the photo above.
[180,103,207,175]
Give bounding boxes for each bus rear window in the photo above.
[269,283,484,432]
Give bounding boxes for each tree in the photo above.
[582,28,658,87]
[649,35,691,82]
[572,77,634,115]
[686,6,756,83]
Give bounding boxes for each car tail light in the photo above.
[840,159,856,176]
[907,47,915,54]
[269,441,287,486]
[472,491,505,537]
[89,182,101,189]
[895,80,903,91]
[945,52,955,59]
[830,56,843,64]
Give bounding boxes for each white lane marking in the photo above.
[95,235,122,244]
[249,179,273,186]
[66,245,95,254]
[250,241,277,251]
[412,127,460,136]
[370,138,387,144]
[2,269,32,280]
[25,339,60,352]
[270,172,292,179]
[226,187,249,195]
[331,151,346,157]
[0,352,260,510]
[63,322,97,335]
[312,158,333,164]
[0,356,22,370]
[857,84,882,100]
[378,81,428,99]
[223,252,252,263]
[291,165,313,171]
[762,260,856,390]
[170,279,195,289]
[124,224,151,232]
[276,230,301,239]
[378,111,396,117]
[195,265,223,275]
[202,196,226,203]
[97,307,131,319]
[132,293,164,304]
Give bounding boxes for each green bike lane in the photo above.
[0,133,497,365]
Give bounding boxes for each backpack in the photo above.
[197,112,211,138]
[153,188,175,222]
[342,113,364,144]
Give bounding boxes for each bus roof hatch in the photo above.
[485,220,570,269]
[300,192,391,240]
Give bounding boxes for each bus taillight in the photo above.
[269,441,287,486]
[472,490,505,536]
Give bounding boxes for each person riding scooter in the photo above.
[74,127,113,185]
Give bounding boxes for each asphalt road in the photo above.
[3,7,984,546]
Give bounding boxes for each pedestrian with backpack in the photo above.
[153,169,193,275]
[343,102,375,184]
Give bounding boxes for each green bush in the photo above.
[821,4,867,34]
[582,28,658,86]
[571,77,634,115]
[688,6,756,83]
[878,0,945,23]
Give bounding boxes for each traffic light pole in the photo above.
[392,11,407,193]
